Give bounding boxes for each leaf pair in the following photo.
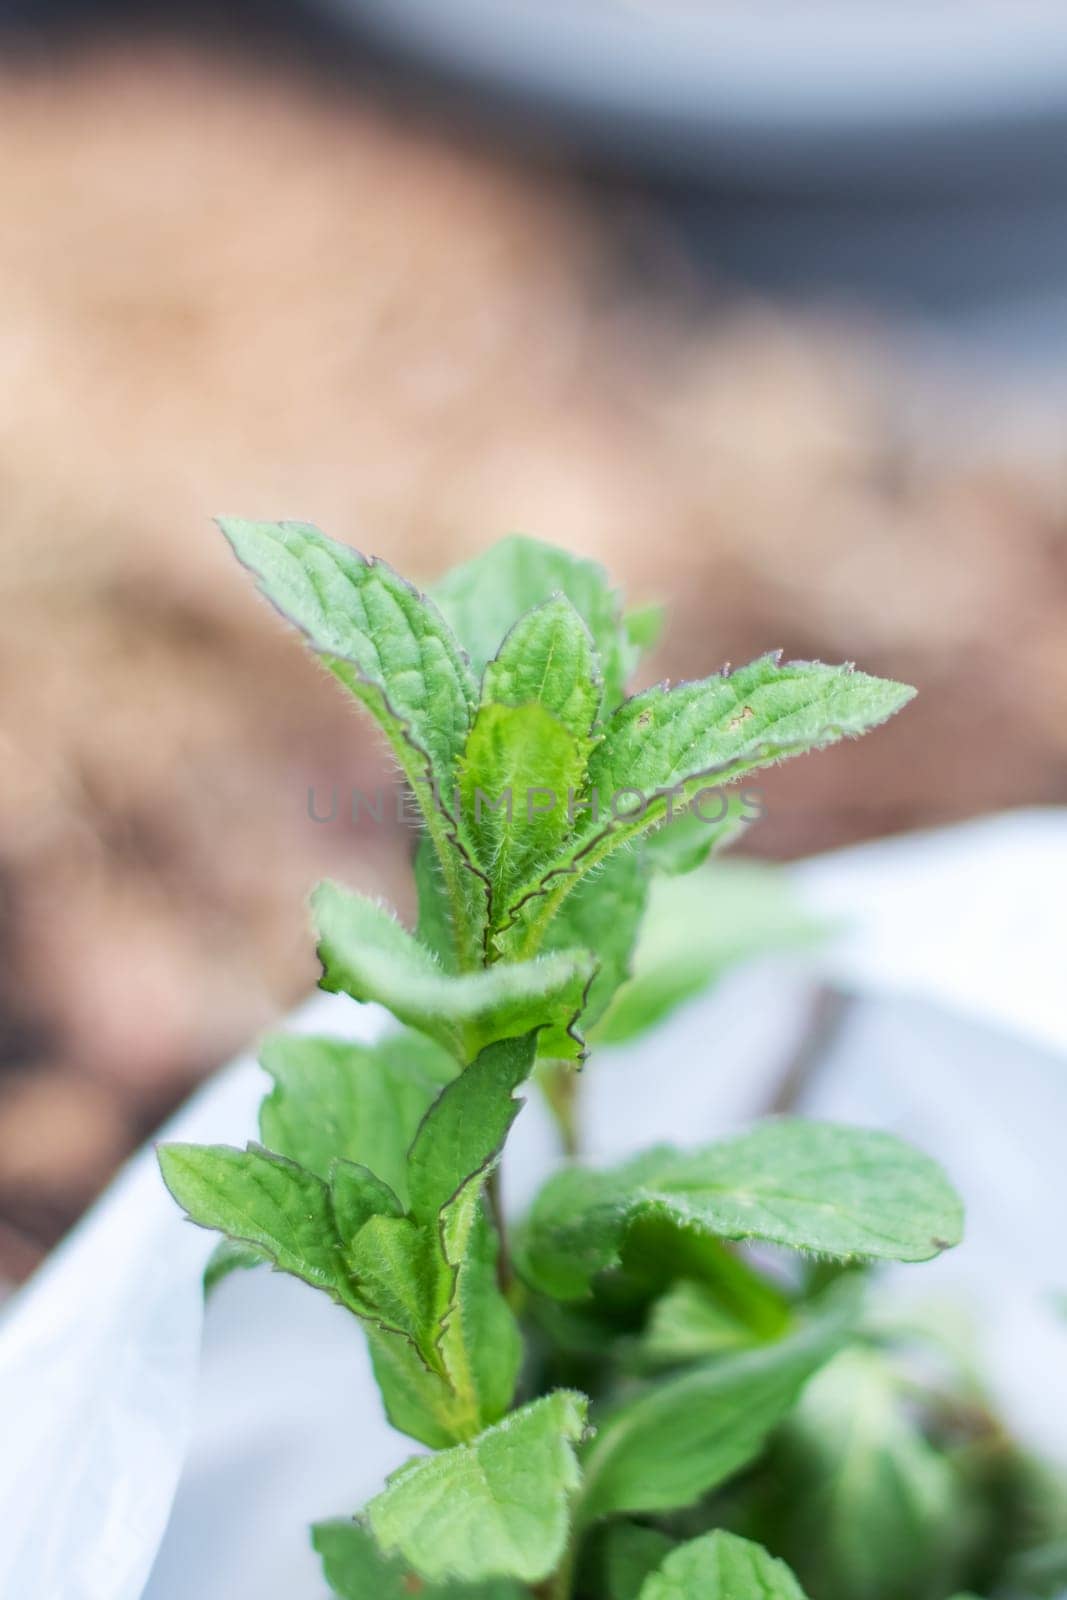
[314,1513,813,1600]
[220,523,657,976]
[220,520,914,1042]
[313,881,595,1064]
[160,1031,537,1446]
[346,1283,851,1589]
[312,1292,849,1592]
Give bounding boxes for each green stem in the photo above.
[537,1059,582,1158]
[540,1528,578,1600]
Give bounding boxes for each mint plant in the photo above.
[159,525,1064,1600]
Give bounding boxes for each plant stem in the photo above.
[539,1060,582,1158]
[762,983,853,1116]
[536,1530,577,1600]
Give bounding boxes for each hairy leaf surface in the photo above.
[410,1037,533,1425]
[158,1143,357,1306]
[407,1035,534,1223]
[483,594,602,738]
[346,1213,434,1341]
[415,832,460,970]
[368,1391,588,1583]
[501,656,913,954]
[364,1325,479,1450]
[312,1519,525,1600]
[329,1159,405,1242]
[460,702,587,921]
[591,656,914,802]
[522,1121,963,1300]
[219,518,487,965]
[219,518,476,781]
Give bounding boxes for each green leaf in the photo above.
[615,1225,792,1353]
[219,518,476,786]
[578,1298,850,1521]
[346,1213,444,1362]
[591,655,914,804]
[594,861,821,1046]
[313,880,595,1062]
[367,1391,588,1584]
[505,656,915,953]
[460,702,587,923]
[363,1325,477,1450]
[416,831,460,970]
[433,534,632,709]
[482,594,602,738]
[351,1038,533,1444]
[408,1036,533,1429]
[623,601,665,657]
[521,1121,963,1301]
[641,793,753,877]
[312,1519,525,1600]
[638,1531,810,1600]
[638,1278,768,1369]
[258,1029,455,1205]
[218,518,487,967]
[771,1348,965,1600]
[330,1158,404,1242]
[500,655,913,956]
[158,1142,358,1308]
[407,1034,534,1224]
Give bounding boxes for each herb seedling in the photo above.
[160,525,1063,1600]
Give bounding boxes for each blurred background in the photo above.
[2,0,1067,1288]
